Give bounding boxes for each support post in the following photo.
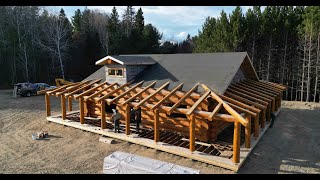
[61,95,66,120]
[79,97,84,124]
[125,104,130,135]
[254,116,259,138]
[189,114,195,152]
[101,101,106,129]
[233,121,241,163]
[68,97,72,111]
[262,108,266,128]
[154,109,160,142]
[245,115,251,148]
[45,94,51,116]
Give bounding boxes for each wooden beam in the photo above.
[233,121,241,163]
[242,81,281,110]
[125,104,130,135]
[232,84,275,106]
[61,95,66,120]
[224,92,267,110]
[261,80,287,90]
[228,86,270,105]
[246,79,284,92]
[98,82,131,102]
[209,103,222,120]
[220,95,261,114]
[74,81,109,99]
[65,79,102,98]
[151,83,184,110]
[79,97,84,124]
[244,80,282,94]
[37,82,80,94]
[134,81,170,109]
[85,83,118,100]
[189,114,195,152]
[238,82,278,97]
[45,94,50,116]
[55,81,89,96]
[122,81,157,106]
[168,83,199,115]
[68,97,72,111]
[107,81,145,105]
[125,101,237,122]
[101,101,106,129]
[234,83,276,112]
[228,86,272,122]
[186,90,211,115]
[226,102,257,117]
[46,83,80,95]
[202,84,249,128]
[245,114,251,148]
[154,109,160,142]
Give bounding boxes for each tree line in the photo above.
[193,6,320,102]
[0,6,178,88]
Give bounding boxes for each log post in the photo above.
[79,97,84,124]
[245,114,251,148]
[101,101,106,129]
[125,104,130,135]
[45,94,51,116]
[254,115,259,138]
[61,95,66,120]
[189,114,195,152]
[154,109,160,142]
[266,104,271,122]
[262,108,266,128]
[233,121,241,163]
[68,97,72,111]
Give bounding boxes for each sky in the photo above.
[47,6,258,43]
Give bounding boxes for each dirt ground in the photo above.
[0,89,319,174]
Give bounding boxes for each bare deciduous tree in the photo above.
[37,14,71,80]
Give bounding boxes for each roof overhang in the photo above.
[95,56,124,65]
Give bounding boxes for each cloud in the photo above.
[175,32,188,40]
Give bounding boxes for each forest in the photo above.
[0,6,319,102]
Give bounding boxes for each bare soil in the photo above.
[0,89,319,174]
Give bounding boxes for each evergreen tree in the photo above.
[108,7,122,55]
[229,6,244,51]
[135,8,144,36]
[142,24,162,53]
[71,9,82,34]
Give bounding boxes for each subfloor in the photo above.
[0,90,319,174]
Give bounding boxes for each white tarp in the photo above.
[103,151,200,174]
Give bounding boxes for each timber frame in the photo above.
[38,78,286,171]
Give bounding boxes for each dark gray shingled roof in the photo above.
[82,66,106,82]
[128,52,258,94]
[83,52,258,94]
[112,55,156,65]
[95,55,156,65]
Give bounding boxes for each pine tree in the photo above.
[71,9,82,33]
[135,8,144,35]
[108,7,122,55]
[229,6,244,51]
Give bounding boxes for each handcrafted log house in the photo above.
[38,52,286,170]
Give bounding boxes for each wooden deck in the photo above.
[47,109,280,172]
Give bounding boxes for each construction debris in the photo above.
[99,136,116,144]
[32,131,49,140]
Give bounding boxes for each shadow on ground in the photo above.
[239,107,320,174]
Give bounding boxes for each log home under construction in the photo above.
[38,52,287,171]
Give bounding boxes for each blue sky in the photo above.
[47,6,256,42]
